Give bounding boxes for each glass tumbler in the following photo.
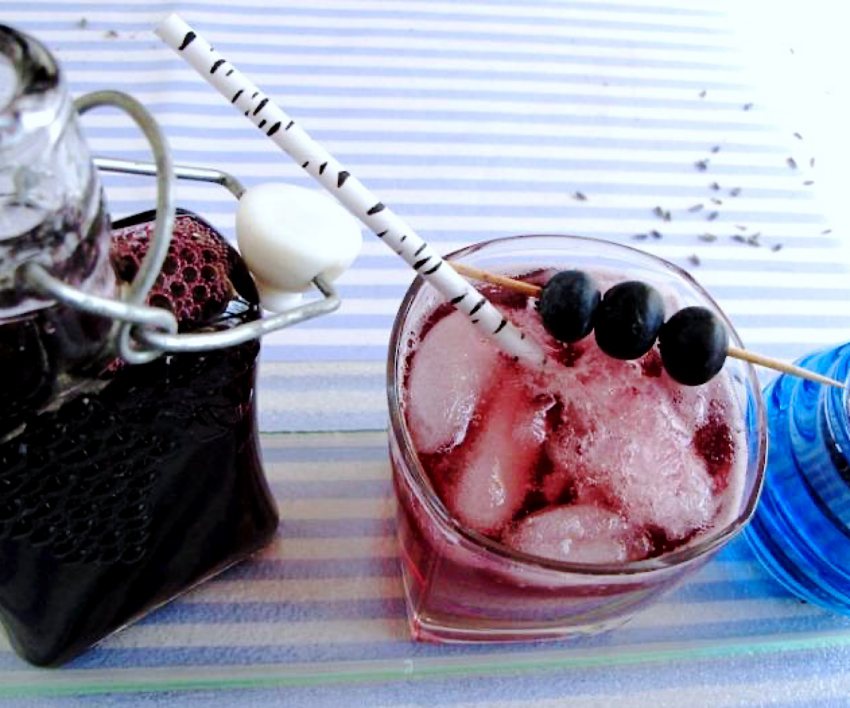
[387,235,767,643]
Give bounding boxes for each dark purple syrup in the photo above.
[0,204,115,439]
[0,209,278,666]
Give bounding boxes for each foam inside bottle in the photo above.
[401,270,748,565]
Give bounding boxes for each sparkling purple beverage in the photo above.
[388,235,766,642]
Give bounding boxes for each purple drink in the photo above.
[1,26,279,666]
[0,211,278,666]
[388,235,766,642]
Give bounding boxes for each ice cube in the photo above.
[603,429,716,541]
[406,310,501,454]
[539,338,721,540]
[546,369,718,540]
[446,383,546,535]
[539,399,594,503]
[503,504,650,563]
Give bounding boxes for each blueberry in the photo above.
[659,306,728,386]
[593,281,664,360]
[538,270,601,343]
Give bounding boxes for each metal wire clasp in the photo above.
[19,91,340,363]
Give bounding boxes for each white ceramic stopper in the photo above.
[236,183,362,311]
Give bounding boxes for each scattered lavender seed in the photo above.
[735,225,748,231]
[743,103,753,110]
[794,132,803,140]
[687,204,704,213]
[710,182,721,191]
[695,160,709,171]
[787,157,798,169]
[711,198,723,205]
[729,187,742,197]
[711,146,721,153]
[653,206,671,221]
[707,211,719,221]
[822,229,833,235]
[688,254,701,266]
[746,233,761,247]
[650,230,663,239]
[804,180,814,186]
[632,233,649,240]
[105,29,119,38]
[699,233,717,242]
[77,17,88,28]
[573,191,587,201]
[699,90,707,98]
[810,157,816,168]
[731,234,747,243]
[772,243,783,252]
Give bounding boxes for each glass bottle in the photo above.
[0,25,279,666]
[745,343,850,614]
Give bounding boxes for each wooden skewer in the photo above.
[449,261,847,390]
[450,262,542,297]
[725,346,845,389]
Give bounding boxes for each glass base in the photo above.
[406,608,632,645]
[400,554,638,644]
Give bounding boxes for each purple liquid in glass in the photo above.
[387,235,766,643]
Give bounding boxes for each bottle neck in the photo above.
[0,25,114,320]
[0,24,62,145]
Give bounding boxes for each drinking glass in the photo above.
[387,234,767,642]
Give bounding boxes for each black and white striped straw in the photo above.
[155,14,545,366]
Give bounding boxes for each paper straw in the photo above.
[155,14,544,365]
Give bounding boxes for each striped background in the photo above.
[3,0,850,705]
[2,433,850,705]
[6,0,850,432]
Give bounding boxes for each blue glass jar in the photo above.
[744,343,850,613]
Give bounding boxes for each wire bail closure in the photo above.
[18,91,340,363]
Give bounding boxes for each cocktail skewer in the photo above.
[450,261,846,389]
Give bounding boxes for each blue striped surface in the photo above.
[3,1,850,705]
[1,431,849,705]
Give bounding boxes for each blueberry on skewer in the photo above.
[446,261,846,389]
[537,270,601,343]
[593,281,665,360]
[659,307,728,386]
